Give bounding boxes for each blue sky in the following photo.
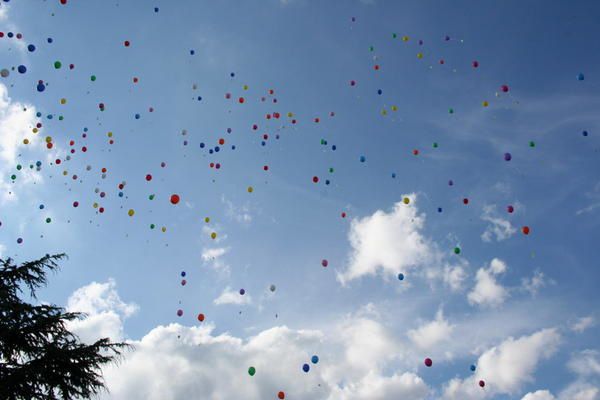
[1,1,599,399]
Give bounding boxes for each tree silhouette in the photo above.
[0,254,130,399]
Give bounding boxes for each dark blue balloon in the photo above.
[577,73,585,81]
[118,192,124,197]
[17,65,27,73]
[209,149,214,154]
[377,89,383,95]
[332,145,337,151]
[391,173,396,178]
[7,32,13,38]
[231,145,236,150]
[398,273,404,281]
[197,96,202,101]
[325,180,330,185]
[154,7,159,12]
[582,130,589,137]
[214,146,220,152]
[200,142,205,148]
[39,204,44,209]
[190,50,195,55]
[36,82,46,92]
[359,155,366,162]
[302,363,310,373]
[230,72,235,77]
[470,364,476,372]
[311,355,319,364]
[181,271,186,277]
[437,207,443,213]
[27,44,36,52]
[134,113,140,119]
[47,37,53,43]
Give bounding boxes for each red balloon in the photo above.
[197,313,205,322]
[238,97,245,104]
[170,194,180,205]
[463,198,469,205]
[263,165,269,171]
[413,149,419,156]
[507,205,514,213]
[479,380,485,388]
[522,226,530,235]
[278,391,285,399]
[312,176,319,183]
[341,212,347,218]
[124,40,130,47]
[500,84,509,93]
[145,174,152,181]
[424,358,433,367]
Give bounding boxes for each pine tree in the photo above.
[0,253,130,399]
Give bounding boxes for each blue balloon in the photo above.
[577,73,585,81]
[36,82,46,92]
[47,37,53,43]
[359,155,366,162]
[154,7,159,12]
[181,271,186,277]
[190,49,195,55]
[27,44,36,52]
[134,113,140,119]
[398,273,404,281]
[377,89,383,95]
[214,146,220,152]
[332,145,337,151]
[17,65,27,74]
[200,142,205,148]
[118,192,124,197]
[470,364,476,372]
[325,179,330,185]
[391,173,396,178]
[582,130,589,137]
[311,355,319,364]
[437,207,443,213]
[302,363,310,373]
[39,204,44,209]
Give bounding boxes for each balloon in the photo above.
[0,69,9,78]
[176,309,183,317]
[127,209,135,217]
[248,366,256,376]
[302,363,310,373]
[239,288,246,295]
[247,186,254,193]
[529,141,536,147]
[181,279,187,286]
[270,284,276,292]
[482,101,489,107]
[454,247,461,255]
[18,65,27,73]
[582,130,589,137]
[398,273,405,281]
[522,226,530,235]
[90,75,97,81]
[210,232,217,240]
[403,197,410,205]
[181,271,186,277]
[311,355,319,364]
[577,73,585,81]
[54,61,62,69]
[145,174,152,181]
[321,259,328,267]
[278,391,285,399]
[500,84,509,93]
[504,152,512,161]
[479,380,485,388]
[437,207,443,213]
[463,198,469,205]
[312,176,319,183]
[197,313,205,322]
[341,212,347,218]
[17,238,23,244]
[170,194,180,204]
[470,364,476,372]
[507,205,514,213]
[424,358,432,367]
[472,60,479,68]
[27,44,36,52]
[449,108,454,114]
[377,89,382,95]
[360,155,366,162]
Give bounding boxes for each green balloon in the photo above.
[433,142,439,148]
[449,108,454,114]
[149,194,155,200]
[45,218,51,223]
[150,224,155,229]
[54,61,62,69]
[248,366,256,376]
[529,141,536,148]
[10,174,16,180]
[90,75,97,82]
[453,247,461,255]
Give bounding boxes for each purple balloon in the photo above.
[504,152,512,161]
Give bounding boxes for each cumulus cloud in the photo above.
[443,328,560,398]
[443,262,468,291]
[214,286,252,305]
[407,309,455,350]
[572,316,596,333]
[481,205,517,242]
[468,258,509,307]
[338,194,435,284]
[522,390,556,400]
[66,279,138,344]
[70,281,430,400]
[568,350,600,377]
[201,246,230,275]
[0,83,42,203]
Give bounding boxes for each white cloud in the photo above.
[558,382,599,400]
[443,262,468,291]
[222,195,253,224]
[214,286,252,305]
[521,270,548,296]
[407,309,455,350]
[468,258,509,307]
[568,350,600,377]
[66,279,138,343]
[443,328,561,398]
[338,194,435,284]
[0,83,42,203]
[522,390,556,400]
[572,316,596,333]
[481,205,517,242]
[201,246,230,275]
[328,371,429,400]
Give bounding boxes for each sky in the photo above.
[1,0,599,399]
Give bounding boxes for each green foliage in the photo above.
[0,254,130,399]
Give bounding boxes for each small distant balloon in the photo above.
[311,355,319,364]
[248,366,256,376]
[424,358,433,367]
[321,259,328,267]
[577,73,585,81]
[398,273,404,281]
[239,288,246,295]
[302,363,310,373]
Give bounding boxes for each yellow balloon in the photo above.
[128,209,135,217]
[247,186,254,193]
[32,128,38,133]
[402,36,410,42]
[210,232,217,239]
[391,105,398,111]
[161,226,167,232]
[23,138,29,145]
[45,136,53,143]
[60,98,67,105]
[204,217,210,223]
[63,170,68,176]
[417,52,423,59]
[287,112,293,118]
[107,131,113,138]
[482,101,489,107]
[381,109,388,116]
[403,197,410,205]
[243,84,249,90]
[93,203,99,209]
